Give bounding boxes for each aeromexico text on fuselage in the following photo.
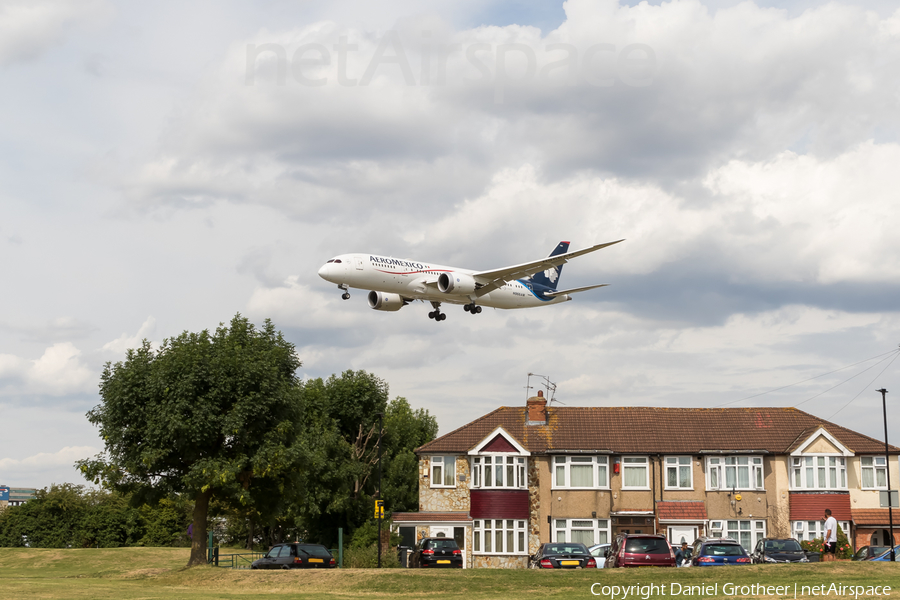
[316,239,624,322]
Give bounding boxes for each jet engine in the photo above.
[437,272,478,294]
[367,291,406,311]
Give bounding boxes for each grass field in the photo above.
[3,548,900,599]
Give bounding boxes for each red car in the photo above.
[605,534,676,568]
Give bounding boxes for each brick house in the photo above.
[392,393,900,568]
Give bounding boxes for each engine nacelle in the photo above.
[437,272,478,294]
[367,291,406,311]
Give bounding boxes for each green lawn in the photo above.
[2,548,900,599]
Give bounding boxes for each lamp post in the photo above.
[376,412,384,568]
[878,388,895,562]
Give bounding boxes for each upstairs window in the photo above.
[707,456,764,491]
[665,456,693,490]
[861,456,888,489]
[471,455,526,489]
[791,456,846,490]
[553,456,609,489]
[622,456,649,489]
[430,456,456,488]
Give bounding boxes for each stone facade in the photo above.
[527,454,541,555]
[473,555,529,569]
[419,456,471,512]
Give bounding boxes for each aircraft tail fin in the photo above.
[529,241,569,291]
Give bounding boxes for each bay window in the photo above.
[791,456,846,490]
[473,519,528,554]
[554,518,610,546]
[471,455,526,489]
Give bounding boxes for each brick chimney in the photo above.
[526,390,548,425]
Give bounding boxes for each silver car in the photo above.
[588,543,611,568]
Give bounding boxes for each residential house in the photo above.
[392,392,900,568]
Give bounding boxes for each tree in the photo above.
[78,314,304,566]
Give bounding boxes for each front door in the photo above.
[454,526,467,569]
[668,526,698,546]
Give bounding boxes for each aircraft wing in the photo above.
[472,239,624,296]
[544,283,609,297]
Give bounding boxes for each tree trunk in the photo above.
[188,488,213,567]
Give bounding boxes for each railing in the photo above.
[212,550,265,569]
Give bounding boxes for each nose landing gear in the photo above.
[338,284,350,300]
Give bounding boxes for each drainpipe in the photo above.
[653,454,660,534]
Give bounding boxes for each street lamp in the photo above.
[878,388,895,562]
[376,412,384,568]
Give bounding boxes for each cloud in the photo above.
[101,316,156,355]
[0,342,94,396]
[0,0,110,66]
[0,446,98,482]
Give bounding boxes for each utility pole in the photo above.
[878,389,896,561]
[376,412,384,568]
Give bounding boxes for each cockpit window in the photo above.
[333,259,342,263]
[326,259,334,263]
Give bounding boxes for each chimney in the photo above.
[526,390,548,425]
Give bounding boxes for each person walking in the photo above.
[824,509,838,561]
[675,542,690,567]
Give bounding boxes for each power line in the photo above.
[713,347,900,408]
[792,350,899,408]
[826,351,900,420]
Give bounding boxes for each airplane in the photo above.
[317,239,624,321]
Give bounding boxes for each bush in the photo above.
[343,543,401,568]
[799,526,853,559]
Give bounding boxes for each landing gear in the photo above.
[463,303,482,314]
[337,284,350,300]
[428,302,446,321]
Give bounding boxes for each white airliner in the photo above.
[317,239,624,321]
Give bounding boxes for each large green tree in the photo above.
[78,314,304,565]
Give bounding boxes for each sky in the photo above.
[2,0,900,488]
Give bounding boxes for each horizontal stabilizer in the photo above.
[544,283,609,297]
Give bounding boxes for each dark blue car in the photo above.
[691,537,752,566]
[869,545,900,562]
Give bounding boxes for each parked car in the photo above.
[854,546,891,561]
[531,542,596,569]
[869,545,900,562]
[410,537,463,568]
[690,537,752,566]
[751,538,809,564]
[251,543,336,569]
[605,534,675,568]
[588,543,611,568]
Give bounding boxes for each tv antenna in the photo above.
[526,373,560,405]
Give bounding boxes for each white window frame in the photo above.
[472,519,528,555]
[470,455,527,490]
[430,456,456,488]
[861,456,888,490]
[552,456,609,490]
[665,456,693,490]
[793,520,850,543]
[790,455,847,491]
[621,456,650,490]
[725,519,767,552]
[554,518,611,546]
[706,456,764,491]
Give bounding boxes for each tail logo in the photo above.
[544,267,559,283]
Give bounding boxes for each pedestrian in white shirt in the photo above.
[824,509,838,561]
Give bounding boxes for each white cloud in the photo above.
[0,446,98,484]
[0,343,94,396]
[0,0,110,66]
[101,315,156,355]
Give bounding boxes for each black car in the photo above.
[531,542,597,569]
[251,543,336,569]
[751,538,809,564]
[411,537,463,568]
[853,546,890,561]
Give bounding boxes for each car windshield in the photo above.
[427,540,459,550]
[765,540,802,552]
[704,544,745,556]
[624,538,670,554]
[297,545,331,558]
[545,544,588,555]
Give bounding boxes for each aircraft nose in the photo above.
[318,263,331,280]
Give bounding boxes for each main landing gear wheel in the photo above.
[428,311,446,321]
[464,303,482,314]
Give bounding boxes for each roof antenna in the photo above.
[527,373,561,405]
